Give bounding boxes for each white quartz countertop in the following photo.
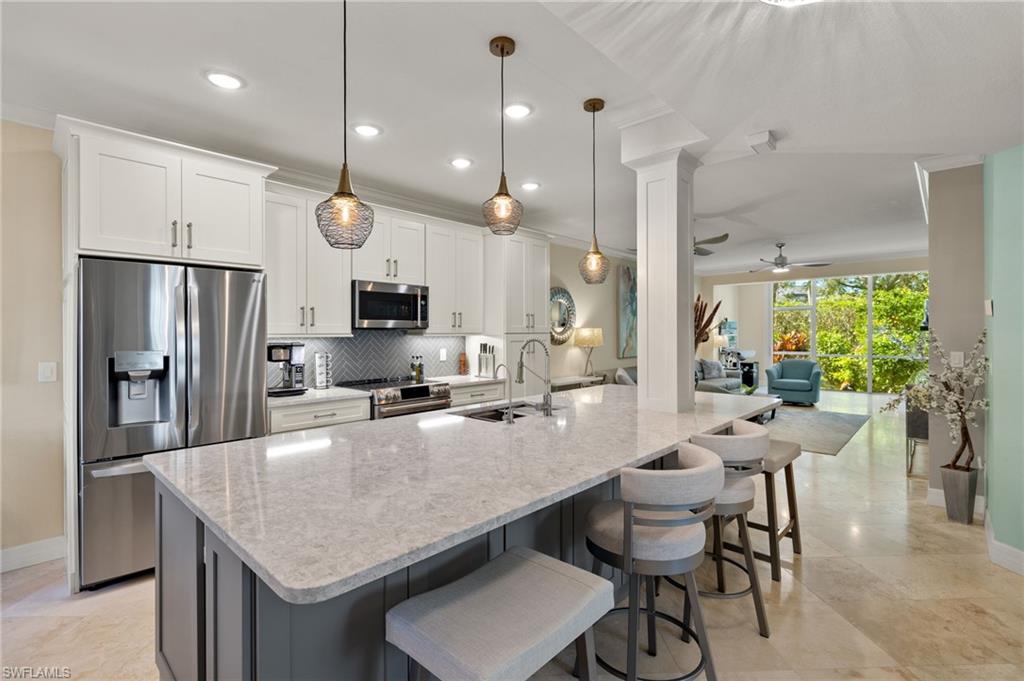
[144,386,779,605]
[266,386,370,408]
[430,374,505,386]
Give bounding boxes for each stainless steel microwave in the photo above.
[353,280,429,329]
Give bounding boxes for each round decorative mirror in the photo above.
[549,287,577,345]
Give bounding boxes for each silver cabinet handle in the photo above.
[386,258,391,277]
[171,220,178,247]
[186,221,193,249]
[525,313,530,328]
[470,392,486,398]
[310,306,316,327]
[299,306,306,327]
[313,412,337,419]
[451,312,456,328]
[394,259,399,278]
[458,312,462,328]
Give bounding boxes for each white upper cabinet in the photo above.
[483,232,550,337]
[352,210,426,285]
[527,238,550,332]
[265,185,352,338]
[304,205,352,336]
[78,135,181,258]
[265,192,306,336]
[455,230,485,333]
[54,117,275,268]
[425,223,484,335]
[181,158,263,266]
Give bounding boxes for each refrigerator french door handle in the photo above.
[188,282,201,434]
[175,279,188,435]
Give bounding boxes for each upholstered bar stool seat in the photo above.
[764,439,800,474]
[587,501,706,561]
[386,546,613,681]
[716,477,756,508]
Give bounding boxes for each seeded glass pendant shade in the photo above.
[579,98,610,284]
[482,36,522,235]
[317,0,374,249]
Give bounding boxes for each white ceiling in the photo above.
[4,2,1022,274]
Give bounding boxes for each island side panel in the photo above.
[155,480,205,681]
[205,528,254,681]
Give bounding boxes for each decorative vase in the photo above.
[939,464,978,524]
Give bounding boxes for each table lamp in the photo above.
[714,334,728,362]
[574,328,604,376]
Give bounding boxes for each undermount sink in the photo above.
[460,401,535,423]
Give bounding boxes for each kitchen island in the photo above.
[144,385,779,680]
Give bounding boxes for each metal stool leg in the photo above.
[764,472,782,582]
[680,588,691,642]
[683,571,716,681]
[737,514,770,638]
[713,515,726,593]
[784,463,802,555]
[574,628,597,681]
[645,575,658,657]
[627,573,640,681]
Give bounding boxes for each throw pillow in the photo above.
[700,359,725,380]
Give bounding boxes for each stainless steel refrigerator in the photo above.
[78,258,267,588]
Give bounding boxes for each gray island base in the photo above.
[146,386,779,680]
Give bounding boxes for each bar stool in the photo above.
[748,439,803,582]
[585,443,725,681]
[385,546,613,681]
[686,420,771,639]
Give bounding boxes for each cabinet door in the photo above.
[390,218,426,285]
[505,236,530,333]
[523,335,548,398]
[425,224,458,333]
[181,158,263,266]
[455,230,485,334]
[351,214,390,281]
[265,193,307,336]
[505,337,527,399]
[527,238,550,331]
[305,200,353,336]
[78,135,181,258]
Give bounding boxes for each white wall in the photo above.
[712,282,772,384]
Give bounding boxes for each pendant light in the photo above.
[316,0,374,249]
[482,36,523,235]
[579,98,610,284]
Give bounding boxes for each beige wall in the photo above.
[0,120,64,549]
[927,164,985,492]
[711,283,773,384]
[549,243,637,377]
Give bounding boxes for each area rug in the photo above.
[764,407,870,455]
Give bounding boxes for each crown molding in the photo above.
[914,153,985,174]
[548,233,636,261]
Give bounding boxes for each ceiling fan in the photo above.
[694,232,729,256]
[750,242,831,273]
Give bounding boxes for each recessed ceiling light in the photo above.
[205,71,244,90]
[504,103,532,119]
[352,124,381,137]
[521,182,540,191]
[450,158,473,169]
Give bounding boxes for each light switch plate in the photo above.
[949,351,965,368]
[439,348,447,361]
[38,361,58,383]
[984,299,994,316]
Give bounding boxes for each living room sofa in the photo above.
[766,359,822,405]
[695,360,743,394]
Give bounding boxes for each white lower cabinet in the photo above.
[269,398,370,434]
[265,185,352,337]
[425,223,484,334]
[449,381,506,407]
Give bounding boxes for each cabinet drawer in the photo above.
[269,399,370,433]
[449,382,505,407]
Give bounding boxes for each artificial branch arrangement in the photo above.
[883,330,989,470]
[693,295,722,353]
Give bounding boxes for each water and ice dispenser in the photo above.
[110,350,170,426]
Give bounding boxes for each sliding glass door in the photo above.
[772,272,928,393]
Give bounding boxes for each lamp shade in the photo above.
[575,328,604,348]
[713,334,728,348]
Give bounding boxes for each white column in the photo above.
[622,119,700,413]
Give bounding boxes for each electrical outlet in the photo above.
[38,361,58,383]
[950,351,964,368]
[439,348,447,361]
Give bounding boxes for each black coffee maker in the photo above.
[267,342,306,397]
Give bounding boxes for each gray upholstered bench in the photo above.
[385,546,613,681]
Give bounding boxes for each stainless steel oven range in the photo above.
[340,377,451,419]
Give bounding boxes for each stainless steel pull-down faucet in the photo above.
[516,339,553,416]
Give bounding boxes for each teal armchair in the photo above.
[766,359,822,405]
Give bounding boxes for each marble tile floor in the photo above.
[2,391,1021,680]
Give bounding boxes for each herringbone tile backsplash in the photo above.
[268,332,466,387]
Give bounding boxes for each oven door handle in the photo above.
[376,397,451,418]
